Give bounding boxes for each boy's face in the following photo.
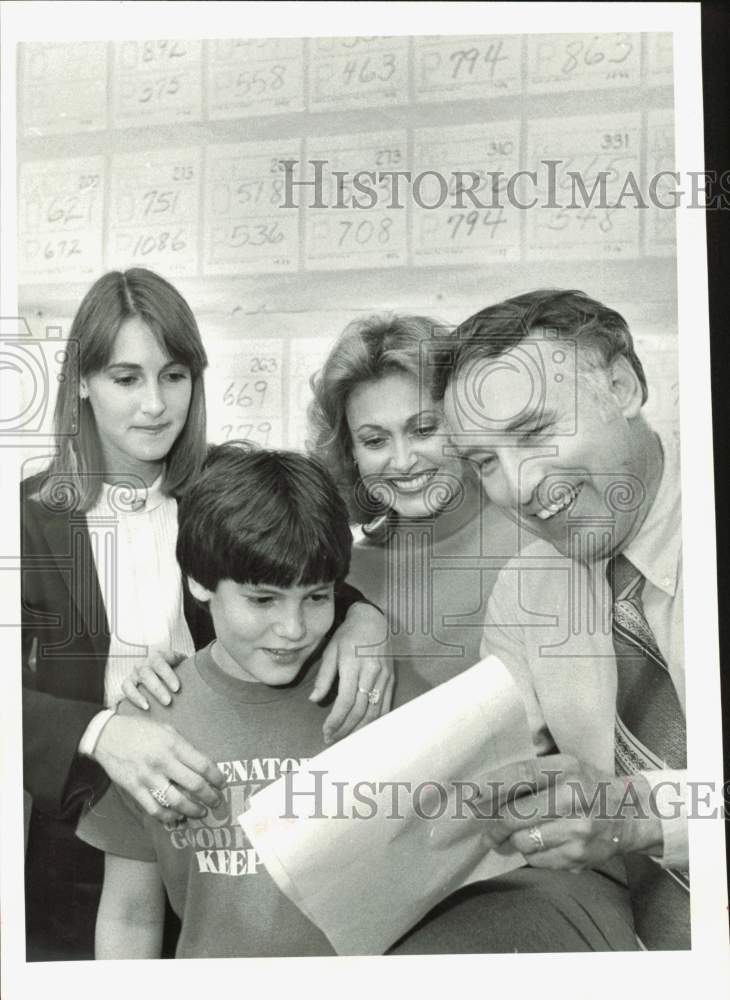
[189,578,336,685]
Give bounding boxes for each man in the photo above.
[439,289,689,949]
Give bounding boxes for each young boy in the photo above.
[77,444,424,959]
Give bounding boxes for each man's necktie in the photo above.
[608,553,690,950]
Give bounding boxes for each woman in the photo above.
[308,313,520,687]
[21,268,389,960]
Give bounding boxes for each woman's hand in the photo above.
[92,714,226,823]
[310,602,394,744]
[121,648,185,710]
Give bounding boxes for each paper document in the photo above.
[239,655,534,955]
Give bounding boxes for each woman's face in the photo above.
[346,371,464,518]
[82,316,193,484]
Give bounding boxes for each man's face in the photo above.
[444,337,651,561]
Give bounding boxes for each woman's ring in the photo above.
[151,783,173,808]
[358,686,381,706]
[527,825,546,851]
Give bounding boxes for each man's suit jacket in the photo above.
[21,481,364,823]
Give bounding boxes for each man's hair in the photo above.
[176,443,352,592]
[434,289,648,403]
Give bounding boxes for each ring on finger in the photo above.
[150,782,173,808]
[357,685,381,706]
[527,825,546,852]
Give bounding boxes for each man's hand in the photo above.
[310,602,394,744]
[92,714,226,824]
[488,754,664,872]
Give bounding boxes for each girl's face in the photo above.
[82,316,193,484]
[346,370,464,519]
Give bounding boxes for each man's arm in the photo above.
[479,564,552,754]
[639,769,688,868]
[481,563,684,869]
[95,855,166,959]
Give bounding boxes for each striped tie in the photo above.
[608,554,690,950]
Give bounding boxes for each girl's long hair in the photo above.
[41,268,208,512]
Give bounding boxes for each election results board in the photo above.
[16,32,679,449]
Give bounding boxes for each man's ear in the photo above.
[608,356,644,419]
[188,577,213,603]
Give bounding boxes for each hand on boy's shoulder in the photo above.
[391,662,431,709]
[117,652,198,721]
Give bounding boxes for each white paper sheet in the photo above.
[239,655,533,955]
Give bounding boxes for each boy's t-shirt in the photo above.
[77,643,427,959]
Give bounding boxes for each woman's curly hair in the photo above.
[307,313,450,528]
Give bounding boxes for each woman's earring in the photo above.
[79,382,88,400]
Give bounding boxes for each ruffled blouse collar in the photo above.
[92,471,167,515]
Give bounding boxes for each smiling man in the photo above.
[440,289,689,950]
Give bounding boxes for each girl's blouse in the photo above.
[85,474,195,706]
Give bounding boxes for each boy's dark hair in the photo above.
[433,288,648,404]
[177,442,352,592]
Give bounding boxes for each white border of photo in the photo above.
[0,4,726,1000]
